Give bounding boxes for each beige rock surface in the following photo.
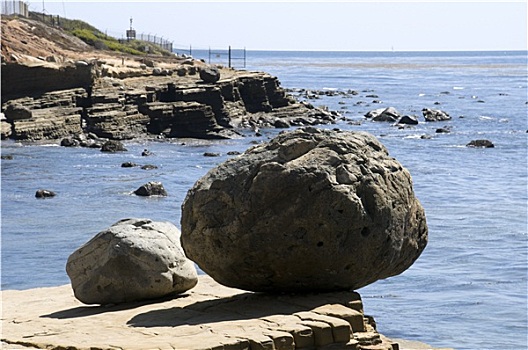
[1,276,451,350]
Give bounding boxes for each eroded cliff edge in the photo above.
[1,16,337,142]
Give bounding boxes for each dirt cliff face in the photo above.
[1,16,94,64]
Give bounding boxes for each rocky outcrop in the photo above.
[0,112,11,139]
[2,69,336,141]
[422,108,451,122]
[35,189,56,198]
[134,181,167,196]
[100,140,127,152]
[181,127,428,293]
[1,61,93,103]
[467,139,494,148]
[66,218,198,304]
[369,107,401,122]
[83,88,151,140]
[397,115,419,125]
[2,88,86,140]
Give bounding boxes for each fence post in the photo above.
[228,46,232,68]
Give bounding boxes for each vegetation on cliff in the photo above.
[27,11,172,56]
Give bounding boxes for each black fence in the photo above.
[134,33,173,54]
[173,46,246,68]
[207,47,247,68]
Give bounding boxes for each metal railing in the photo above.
[134,33,173,53]
[208,46,246,68]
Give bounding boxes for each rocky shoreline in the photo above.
[1,58,338,142]
[1,16,338,144]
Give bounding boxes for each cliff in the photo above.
[1,16,337,141]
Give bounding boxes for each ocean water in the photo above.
[1,51,527,349]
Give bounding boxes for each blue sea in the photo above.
[1,51,527,349]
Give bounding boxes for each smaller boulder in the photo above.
[364,108,385,119]
[101,140,127,153]
[66,218,198,304]
[436,127,451,134]
[397,115,419,125]
[121,162,137,168]
[365,107,401,122]
[199,66,220,83]
[274,119,291,128]
[60,137,80,147]
[467,139,494,148]
[141,164,158,170]
[134,181,167,196]
[35,189,56,198]
[176,67,187,76]
[423,108,451,122]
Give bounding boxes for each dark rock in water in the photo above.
[365,107,400,122]
[199,66,220,84]
[422,108,451,122]
[181,127,428,292]
[134,181,167,196]
[66,218,198,304]
[467,139,495,148]
[435,127,451,134]
[140,164,158,170]
[141,149,153,156]
[274,119,291,128]
[1,154,14,160]
[203,152,220,157]
[420,134,433,139]
[101,140,127,153]
[227,151,241,156]
[121,162,137,168]
[60,136,80,147]
[397,115,419,125]
[35,189,56,198]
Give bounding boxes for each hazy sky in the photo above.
[26,1,527,51]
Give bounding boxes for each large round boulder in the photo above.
[66,218,198,304]
[181,127,428,292]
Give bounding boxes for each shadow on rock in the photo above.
[126,289,361,328]
[40,293,191,320]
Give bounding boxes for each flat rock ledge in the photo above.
[1,276,451,350]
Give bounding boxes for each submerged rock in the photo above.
[181,127,428,292]
[134,181,167,196]
[35,189,56,198]
[66,218,198,304]
[467,139,494,148]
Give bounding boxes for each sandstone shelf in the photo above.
[1,276,451,350]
